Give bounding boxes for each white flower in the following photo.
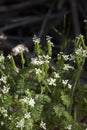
[33,35,40,43]
[2,85,10,94]
[62,80,68,85]
[48,40,54,47]
[24,112,31,119]
[31,55,51,66]
[12,44,28,55]
[68,84,72,89]
[62,54,69,61]
[28,98,35,107]
[57,53,69,61]
[43,55,51,60]
[46,35,54,47]
[69,54,75,61]
[82,49,87,57]
[54,72,60,78]
[8,115,12,120]
[65,124,72,130]
[1,108,7,113]
[20,97,29,103]
[46,35,52,41]
[63,64,74,71]
[0,54,5,62]
[40,121,46,130]
[16,118,24,128]
[43,55,51,63]
[0,107,8,117]
[20,97,35,107]
[31,57,44,65]
[85,128,87,130]
[0,75,7,84]
[75,46,87,57]
[1,121,4,126]
[35,68,42,74]
[7,54,12,59]
[47,78,56,86]
[25,89,30,95]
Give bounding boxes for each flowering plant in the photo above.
[0,34,87,130]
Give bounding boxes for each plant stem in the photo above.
[69,58,85,114]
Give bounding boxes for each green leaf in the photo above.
[53,105,65,117]
[61,92,70,107]
[64,111,73,121]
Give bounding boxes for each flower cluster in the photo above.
[0,34,87,130]
[75,46,87,57]
[20,97,35,107]
[31,54,51,66]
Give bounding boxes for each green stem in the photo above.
[21,127,23,130]
[74,105,77,121]
[11,56,17,72]
[69,58,85,114]
[20,52,25,69]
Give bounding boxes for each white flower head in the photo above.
[68,84,72,89]
[47,78,56,86]
[40,121,46,130]
[16,118,24,128]
[0,107,8,117]
[7,54,12,59]
[31,57,44,65]
[25,89,30,95]
[28,98,35,107]
[20,97,29,103]
[0,75,7,84]
[8,115,12,120]
[2,85,10,94]
[24,112,31,119]
[46,35,52,41]
[54,72,60,78]
[1,121,4,126]
[75,46,87,57]
[69,54,75,61]
[35,68,42,74]
[63,64,74,71]
[82,49,87,57]
[62,54,69,61]
[65,124,72,130]
[62,80,68,85]
[46,35,54,47]
[33,34,40,43]
[20,97,35,107]
[12,44,29,56]
[43,55,51,60]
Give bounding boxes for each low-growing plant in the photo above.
[0,34,87,130]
